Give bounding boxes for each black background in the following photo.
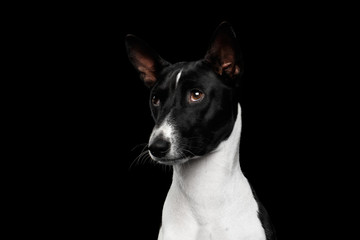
[16,2,343,239]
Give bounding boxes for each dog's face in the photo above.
[126,22,243,164]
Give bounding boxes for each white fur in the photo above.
[149,115,185,164]
[175,69,183,88]
[157,104,266,240]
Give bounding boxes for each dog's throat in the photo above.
[169,104,243,211]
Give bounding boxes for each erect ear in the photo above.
[205,22,243,79]
[125,34,170,88]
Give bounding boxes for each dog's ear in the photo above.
[125,35,170,88]
[205,22,243,79]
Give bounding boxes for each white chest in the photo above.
[158,176,265,240]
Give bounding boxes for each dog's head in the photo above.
[126,22,243,165]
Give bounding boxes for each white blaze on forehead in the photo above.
[175,69,183,88]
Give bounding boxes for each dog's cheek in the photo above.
[189,127,211,156]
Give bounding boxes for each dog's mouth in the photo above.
[148,151,191,165]
[157,158,189,165]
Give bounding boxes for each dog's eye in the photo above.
[152,95,160,106]
[189,89,205,103]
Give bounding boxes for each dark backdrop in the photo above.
[26,3,337,239]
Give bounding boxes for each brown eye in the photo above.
[189,89,205,103]
[152,95,160,106]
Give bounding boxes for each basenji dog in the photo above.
[125,22,276,240]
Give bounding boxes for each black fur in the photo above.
[149,60,238,158]
[125,21,276,239]
[250,184,277,240]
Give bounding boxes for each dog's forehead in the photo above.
[164,63,188,82]
[165,65,185,87]
[158,61,213,91]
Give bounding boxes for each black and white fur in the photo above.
[126,22,276,240]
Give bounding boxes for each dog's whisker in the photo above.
[131,143,148,152]
[129,144,150,170]
[177,143,202,156]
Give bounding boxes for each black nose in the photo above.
[149,138,170,158]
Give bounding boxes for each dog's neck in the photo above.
[168,104,251,221]
[160,104,265,239]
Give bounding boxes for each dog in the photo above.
[125,22,276,240]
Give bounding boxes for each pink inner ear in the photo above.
[222,62,232,69]
[135,54,156,70]
[135,55,157,86]
[234,65,240,75]
[221,62,240,77]
[138,65,157,87]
